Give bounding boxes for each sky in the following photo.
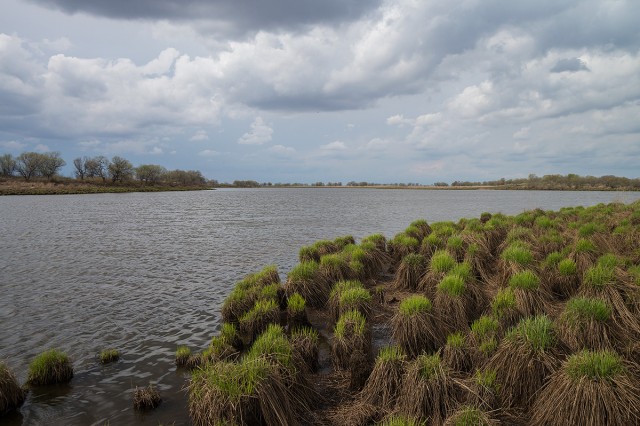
[0,0,639,183]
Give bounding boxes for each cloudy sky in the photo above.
[1,0,639,183]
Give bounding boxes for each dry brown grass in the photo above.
[133,384,161,410]
[393,254,426,291]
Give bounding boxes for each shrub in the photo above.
[27,349,74,385]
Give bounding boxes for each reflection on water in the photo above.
[1,188,638,424]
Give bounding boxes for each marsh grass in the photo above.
[332,310,370,369]
[530,350,640,426]
[396,353,459,424]
[239,298,280,344]
[286,292,309,329]
[175,345,192,367]
[354,345,407,419]
[443,332,472,373]
[285,260,329,308]
[557,297,617,351]
[319,253,354,283]
[290,326,319,373]
[0,362,25,414]
[393,253,426,290]
[328,280,365,322]
[392,295,440,357]
[491,288,519,327]
[443,406,497,426]
[488,316,562,407]
[133,384,161,410]
[389,234,420,263]
[99,349,120,364]
[467,368,501,411]
[27,349,74,386]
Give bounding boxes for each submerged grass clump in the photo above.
[99,348,120,364]
[27,349,74,386]
[0,362,25,414]
[133,384,161,410]
[175,345,192,367]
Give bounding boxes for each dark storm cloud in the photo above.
[550,58,589,73]
[28,0,382,36]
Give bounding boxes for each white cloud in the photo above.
[320,140,347,151]
[34,143,50,152]
[198,149,218,157]
[0,140,26,151]
[386,114,412,126]
[268,144,296,155]
[190,130,209,141]
[237,117,273,145]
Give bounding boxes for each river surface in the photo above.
[1,188,639,425]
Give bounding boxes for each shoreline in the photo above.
[0,179,214,196]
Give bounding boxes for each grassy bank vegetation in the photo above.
[185,200,640,425]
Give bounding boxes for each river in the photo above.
[1,188,639,425]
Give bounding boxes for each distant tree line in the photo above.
[0,152,209,187]
[450,173,640,190]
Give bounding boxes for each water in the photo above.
[1,188,639,425]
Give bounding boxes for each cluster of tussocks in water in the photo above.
[183,201,640,425]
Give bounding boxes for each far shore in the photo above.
[0,178,213,196]
[3,178,640,196]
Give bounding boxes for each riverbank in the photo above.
[0,178,213,195]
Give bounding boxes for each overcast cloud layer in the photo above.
[1,0,639,182]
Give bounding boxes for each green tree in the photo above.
[136,164,166,184]
[0,153,16,176]
[108,156,134,183]
[38,152,66,180]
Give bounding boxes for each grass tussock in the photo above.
[284,260,330,308]
[393,253,426,290]
[328,280,366,322]
[530,350,640,426]
[239,298,281,344]
[27,349,74,386]
[356,345,406,413]
[392,295,441,357]
[395,353,460,424]
[556,297,618,351]
[286,292,309,329]
[0,362,25,414]
[442,332,473,373]
[133,384,162,410]
[443,405,498,426]
[332,310,370,369]
[487,315,563,407]
[99,348,120,364]
[290,326,319,373]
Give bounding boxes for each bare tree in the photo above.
[73,157,87,180]
[15,152,43,181]
[85,156,109,182]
